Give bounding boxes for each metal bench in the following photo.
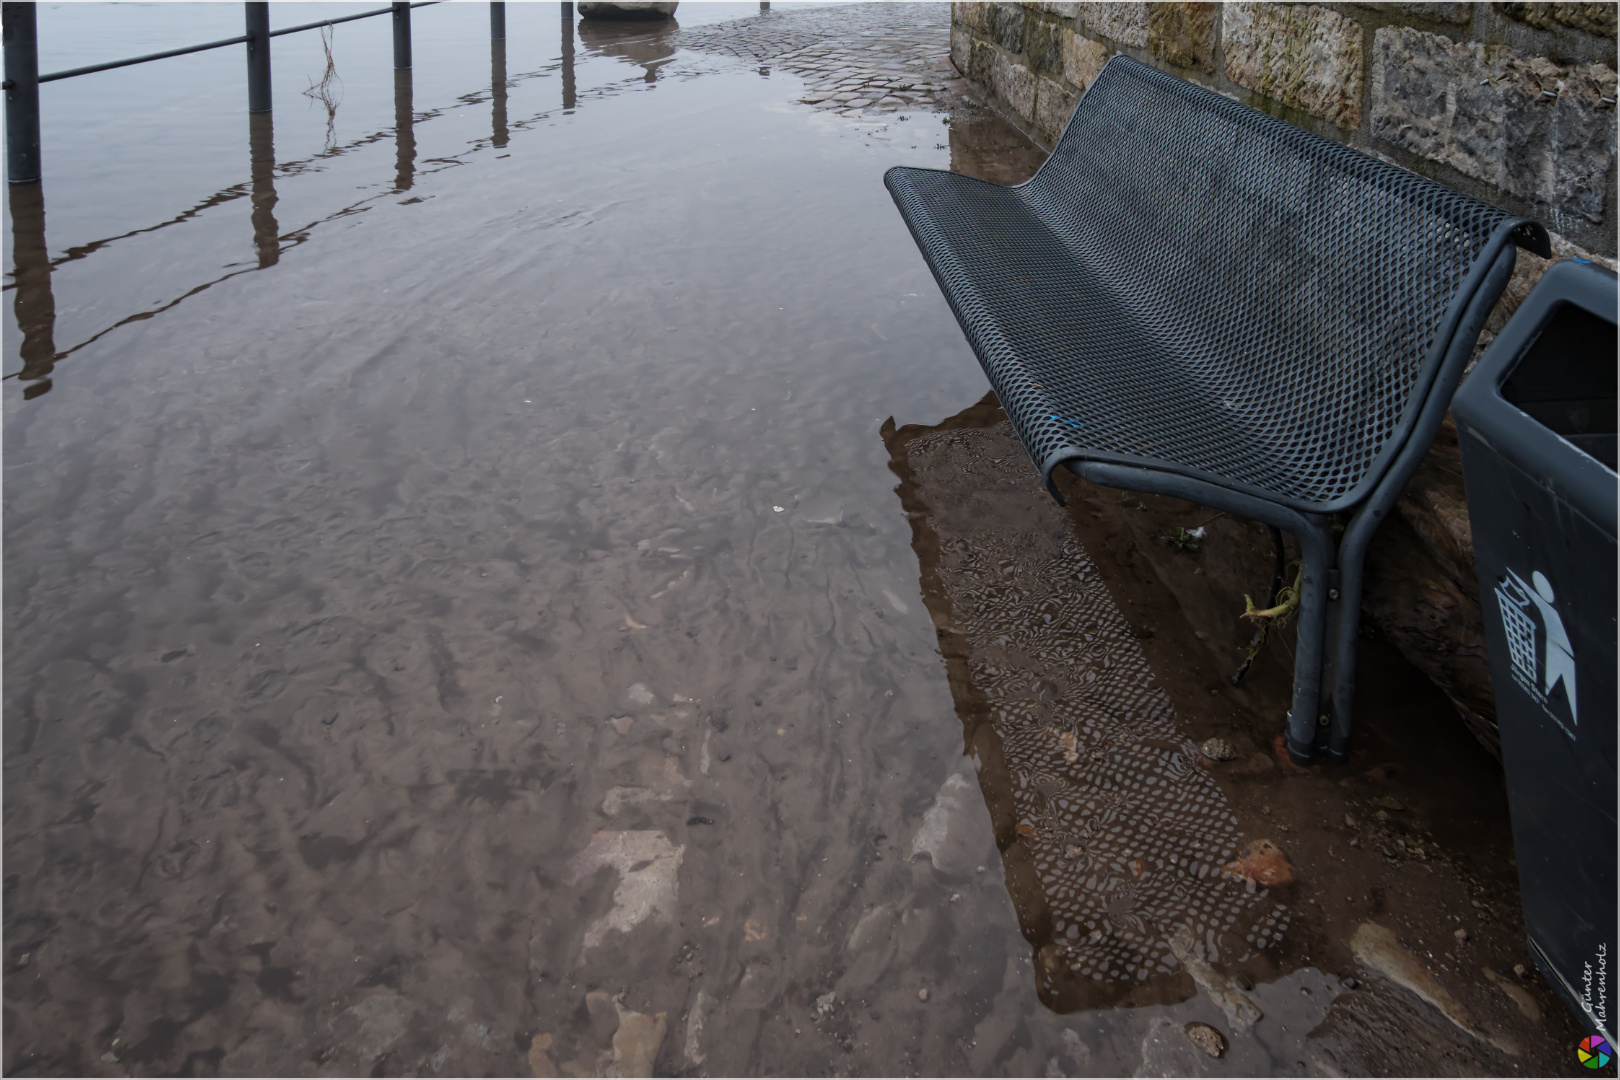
[885,55,1549,764]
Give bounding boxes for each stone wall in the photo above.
[950,1,1618,268]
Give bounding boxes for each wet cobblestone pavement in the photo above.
[676,3,962,119]
[3,3,1591,1077]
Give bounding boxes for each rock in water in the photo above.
[1200,737,1236,761]
[1169,925,1263,1032]
[568,830,685,949]
[528,1034,558,1078]
[579,2,678,17]
[1350,922,1519,1056]
[610,1003,667,1078]
[1184,1022,1226,1058]
[1221,839,1294,887]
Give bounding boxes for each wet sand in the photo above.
[3,4,1588,1076]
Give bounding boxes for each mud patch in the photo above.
[568,831,685,951]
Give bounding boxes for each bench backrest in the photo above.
[1019,55,1546,507]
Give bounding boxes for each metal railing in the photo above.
[2,0,558,400]
[1,0,506,184]
[1,0,768,398]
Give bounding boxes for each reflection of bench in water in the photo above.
[886,55,1549,764]
[884,410,1290,1014]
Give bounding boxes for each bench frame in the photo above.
[888,55,1550,764]
[1065,239,1516,764]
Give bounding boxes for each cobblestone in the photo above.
[672,3,962,120]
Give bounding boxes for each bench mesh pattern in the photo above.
[887,56,1526,511]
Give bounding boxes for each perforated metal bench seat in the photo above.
[886,55,1549,763]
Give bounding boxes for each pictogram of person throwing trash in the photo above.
[1496,568,1579,736]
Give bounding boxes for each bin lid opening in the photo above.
[1500,301,1618,472]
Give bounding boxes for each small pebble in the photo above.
[918,988,929,1002]
[1200,737,1236,762]
[1344,813,1357,829]
[1343,977,1360,990]
[1454,928,1469,945]
[1513,963,1527,978]
[1184,1022,1226,1058]
[1231,971,1254,992]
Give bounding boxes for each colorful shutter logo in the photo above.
[1579,1035,1612,1069]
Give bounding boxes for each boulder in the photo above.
[579,2,678,19]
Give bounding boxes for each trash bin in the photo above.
[1453,258,1616,1043]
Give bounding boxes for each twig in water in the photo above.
[302,24,344,148]
[1231,526,1288,685]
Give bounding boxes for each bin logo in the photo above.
[1495,568,1578,739]
[1578,1035,1611,1069]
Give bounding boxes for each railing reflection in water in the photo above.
[3,3,601,399]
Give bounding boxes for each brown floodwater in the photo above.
[3,4,1588,1077]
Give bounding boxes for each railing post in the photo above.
[490,2,504,40]
[560,2,574,111]
[244,2,270,113]
[392,2,411,69]
[248,111,278,267]
[393,69,414,190]
[3,2,42,184]
[9,179,57,397]
[491,36,507,147]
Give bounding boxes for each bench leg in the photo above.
[1284,518,1338,765]
[1324,502,1384,762]
[1315,244,1522,762]
[1326,532,1371,763]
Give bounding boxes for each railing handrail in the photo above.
[4,1,484,182]
[29,2,440,85]
[38,34,249,83]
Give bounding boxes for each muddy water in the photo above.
[2,4,1583,1078]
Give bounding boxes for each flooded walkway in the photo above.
[2,3,1588,1076]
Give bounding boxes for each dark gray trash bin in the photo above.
[1453,258,1616,1042]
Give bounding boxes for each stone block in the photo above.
[990,2,1027,52]
[1224,3,1364,129]
[1148,2,1217,73]
[1034,76,1079,142]
[957,1,989,35]
[1500,2,1617,38]
[1371,26,1618,223]
[1380,2,1473,24]
[951,24,973,76]
[969,35,1000,85]
[1030,1,1081,18]
[992,45,1038,119]
[1061,26,1113,91]
[1075,2,1148,48]
[1025,16,1065,75]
